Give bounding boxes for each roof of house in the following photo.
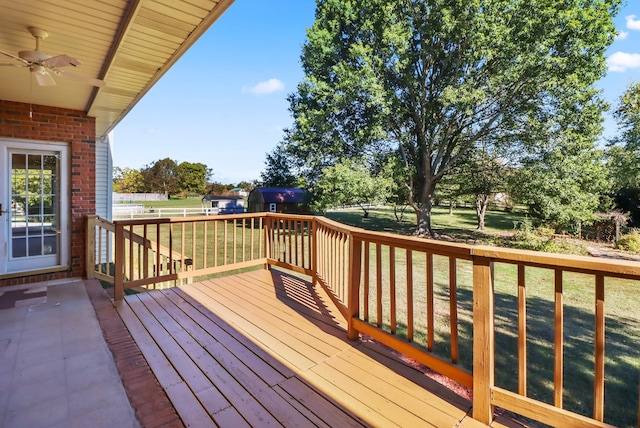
[202,195,244,201]
[249,187,312,204]
[0,0,233,139]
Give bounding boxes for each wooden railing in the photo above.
[86,213,640,427]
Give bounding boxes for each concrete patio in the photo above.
[0,278,138,428]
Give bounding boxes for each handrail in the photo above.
[86,212,640,427]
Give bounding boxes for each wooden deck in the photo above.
[115,269,512,427]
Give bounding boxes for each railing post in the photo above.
[347,235,362,340]
[86,215,96,279]
[114,221,125,301]
[472,255,495,424]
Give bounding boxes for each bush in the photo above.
[616,230,640,253]
[510,219,587,255]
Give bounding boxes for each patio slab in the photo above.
[0,278,139,428]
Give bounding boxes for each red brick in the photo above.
[0,100,96,287]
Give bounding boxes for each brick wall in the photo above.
[0,100,96,287]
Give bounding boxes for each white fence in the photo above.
[113,193,168,203]
[112,206,222,219]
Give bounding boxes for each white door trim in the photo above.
[0,139,69,274]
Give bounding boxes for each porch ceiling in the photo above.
[0,0,233,139]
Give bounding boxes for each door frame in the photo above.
[0,139,70,275]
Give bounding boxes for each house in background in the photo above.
[230,187,250,197]
[201,194,245,214]
[248,187,312,214]
[0,0,234,287]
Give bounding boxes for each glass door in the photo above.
[0,141,68,274]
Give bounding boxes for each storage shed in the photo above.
[248,188,312,214]
[202,195,245,214]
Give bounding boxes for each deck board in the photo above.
[117,269,501,427]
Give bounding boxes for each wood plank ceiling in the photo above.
[0,0,233,138]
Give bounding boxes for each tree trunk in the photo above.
[416,194,434,237]
[449,201,453,215]
[476,195,489,230]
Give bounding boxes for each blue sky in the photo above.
[113,1,640,185]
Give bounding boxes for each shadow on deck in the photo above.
[116,269,518,427]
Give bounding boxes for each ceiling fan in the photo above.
[0,26,105,87]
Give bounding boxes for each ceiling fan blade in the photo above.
[0,49,29,66]
[33,70,56,86]
[43,54,81,68]
[58,69,105,87]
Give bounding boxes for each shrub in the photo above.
[510,219,587,255]
[616,230,640,253]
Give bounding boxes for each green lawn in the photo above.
[139,197,205,208]
[324,205,526,238]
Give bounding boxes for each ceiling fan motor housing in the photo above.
[18,50,49,63]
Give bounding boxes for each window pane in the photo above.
[28,237,42,256]
[12,238,26,258]
[43,235,57,255]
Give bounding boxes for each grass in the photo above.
[325,205,526,240]
[108,200,639,426]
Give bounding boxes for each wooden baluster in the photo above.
[364,241,370,322]
[203,221,208,269]
[192,221,197,272]
[242,217,246,263]
[390,246,396,334]
[156,223,161,277]
[300,221,305,268]
[407,249,413,342]
[376,243,382,328]
[311,219,317,286]
[180,222,186,275]
[290,219,294,265]
[554,269,564,409]
[223,219,228,265]
[106,227,111,276]
[233,219,237,265]
[214,220,219,267]
[427,253,434,351]
[128,225,134,282]
[518,264,527,396]
[293,220,300,266]
[594,274,605,421]
[449,256,458,363]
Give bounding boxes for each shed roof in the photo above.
[202,195,244,201]
[250,188,312,204]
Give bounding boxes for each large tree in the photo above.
[607,82,640,224]
[140,158,179,196]
[260,145,299,188]
[455,150,509,230]
[284,0,619,235]
[513,138,609,233]
[175,161,212,195]
[112,167,144,193]
[315,157,394,217]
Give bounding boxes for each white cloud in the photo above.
[607,51,640,72]
[616,31,629,41]
[243,78,285,95]
[626,15,640,30]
